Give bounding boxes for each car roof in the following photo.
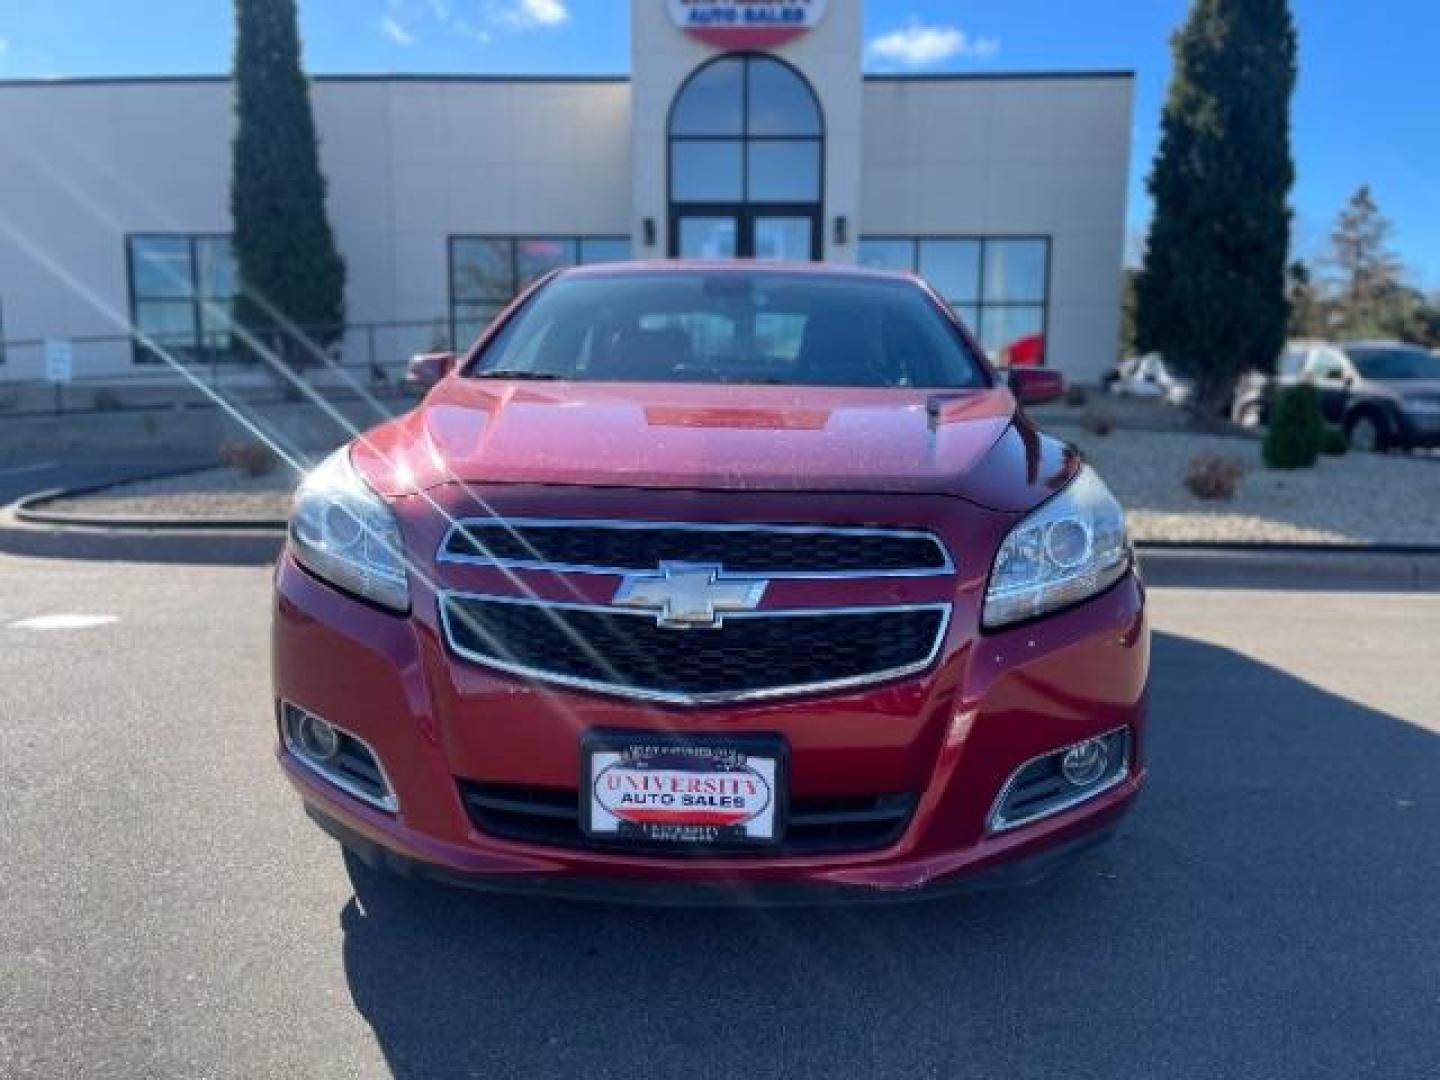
[556,259,922,284]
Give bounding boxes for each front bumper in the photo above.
[1396,412,1440,448]
[304,797,1126,906]
[273,523,1149,900]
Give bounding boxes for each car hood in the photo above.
[352,379,1075,511]
[1377,378,1440,398]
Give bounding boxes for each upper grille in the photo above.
[438,520,952,577]
[439,594,950,705]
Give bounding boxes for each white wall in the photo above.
[0,80,234,377]
[0,33,1130,385]
[0,77,632,380]
[862,75,1133,383]
[353,78,632,330]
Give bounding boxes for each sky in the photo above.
[0,0,1436,288]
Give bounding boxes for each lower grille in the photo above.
[439,594,949,705]
[460,782,917,856]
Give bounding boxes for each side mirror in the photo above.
[404,351,458,393]
[1007,367,1066,407]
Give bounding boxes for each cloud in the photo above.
[491,0,569,30]
[452,16,493,44]
[866,22,999,67]
[0,36,9,55]
[379,13,417,45]
[376,0,565,50]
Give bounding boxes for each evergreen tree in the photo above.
[1135,0,1298,412]
[230,0,346,367]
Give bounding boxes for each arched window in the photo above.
[668,54,824,260]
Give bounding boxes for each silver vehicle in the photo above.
[1104,353,1195,406]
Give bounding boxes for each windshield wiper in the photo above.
[472,369,568,381]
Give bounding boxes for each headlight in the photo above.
[983,466,1131,629]
[289,447,410,612]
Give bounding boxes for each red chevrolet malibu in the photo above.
[273,262,1148,903]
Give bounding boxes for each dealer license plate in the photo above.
[581,733,785,846]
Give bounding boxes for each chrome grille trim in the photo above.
[437,591,953,706]
[435,518,955,579]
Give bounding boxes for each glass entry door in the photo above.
[751,215,815,261]
[676,216,739,259]
[673,209,819,260]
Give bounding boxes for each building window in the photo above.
[859,237,1051,366]
[448,235,631,347]
[127,234,239,364]
[668,54,823,260]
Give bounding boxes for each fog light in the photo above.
[296,711,340,761]
[280,702,397,813]
[1061,738,1109,787]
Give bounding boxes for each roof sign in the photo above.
[668,0,827,50]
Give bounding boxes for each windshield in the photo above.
[1344,346,1440,381]
[468,271,990,389]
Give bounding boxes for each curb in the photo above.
[5,502,1440,589]
[15,488,287,533]
[12,462,287,533]
[1136,546,1440,590]
[0,495,283,567]
[6,474,1440,586]
[1135,538,1440,557]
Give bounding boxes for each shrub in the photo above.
[1081,411,1115,437]
[1064,384,1089,408]
[220,439,280,479]
[92,387,123,412]
[1320,426,1348,456]
[1184,454,1246,501]
[1262,384,1324,469]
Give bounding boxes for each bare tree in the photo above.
[1328,185,1403,336]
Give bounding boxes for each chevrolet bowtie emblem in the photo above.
[612,563,768,629]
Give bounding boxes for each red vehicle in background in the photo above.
[1000,331,1046,368]
[274,263,1147,903]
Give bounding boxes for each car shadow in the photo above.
[338,631,1440,1079]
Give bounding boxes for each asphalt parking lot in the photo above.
[1,552,1438,1079]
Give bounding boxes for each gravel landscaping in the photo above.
[42,466,298,521]
[1067,427,1440,544]
[37,415,1440,545]
[1029,392,1205,434]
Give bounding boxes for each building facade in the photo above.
[0,0,1132,384]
